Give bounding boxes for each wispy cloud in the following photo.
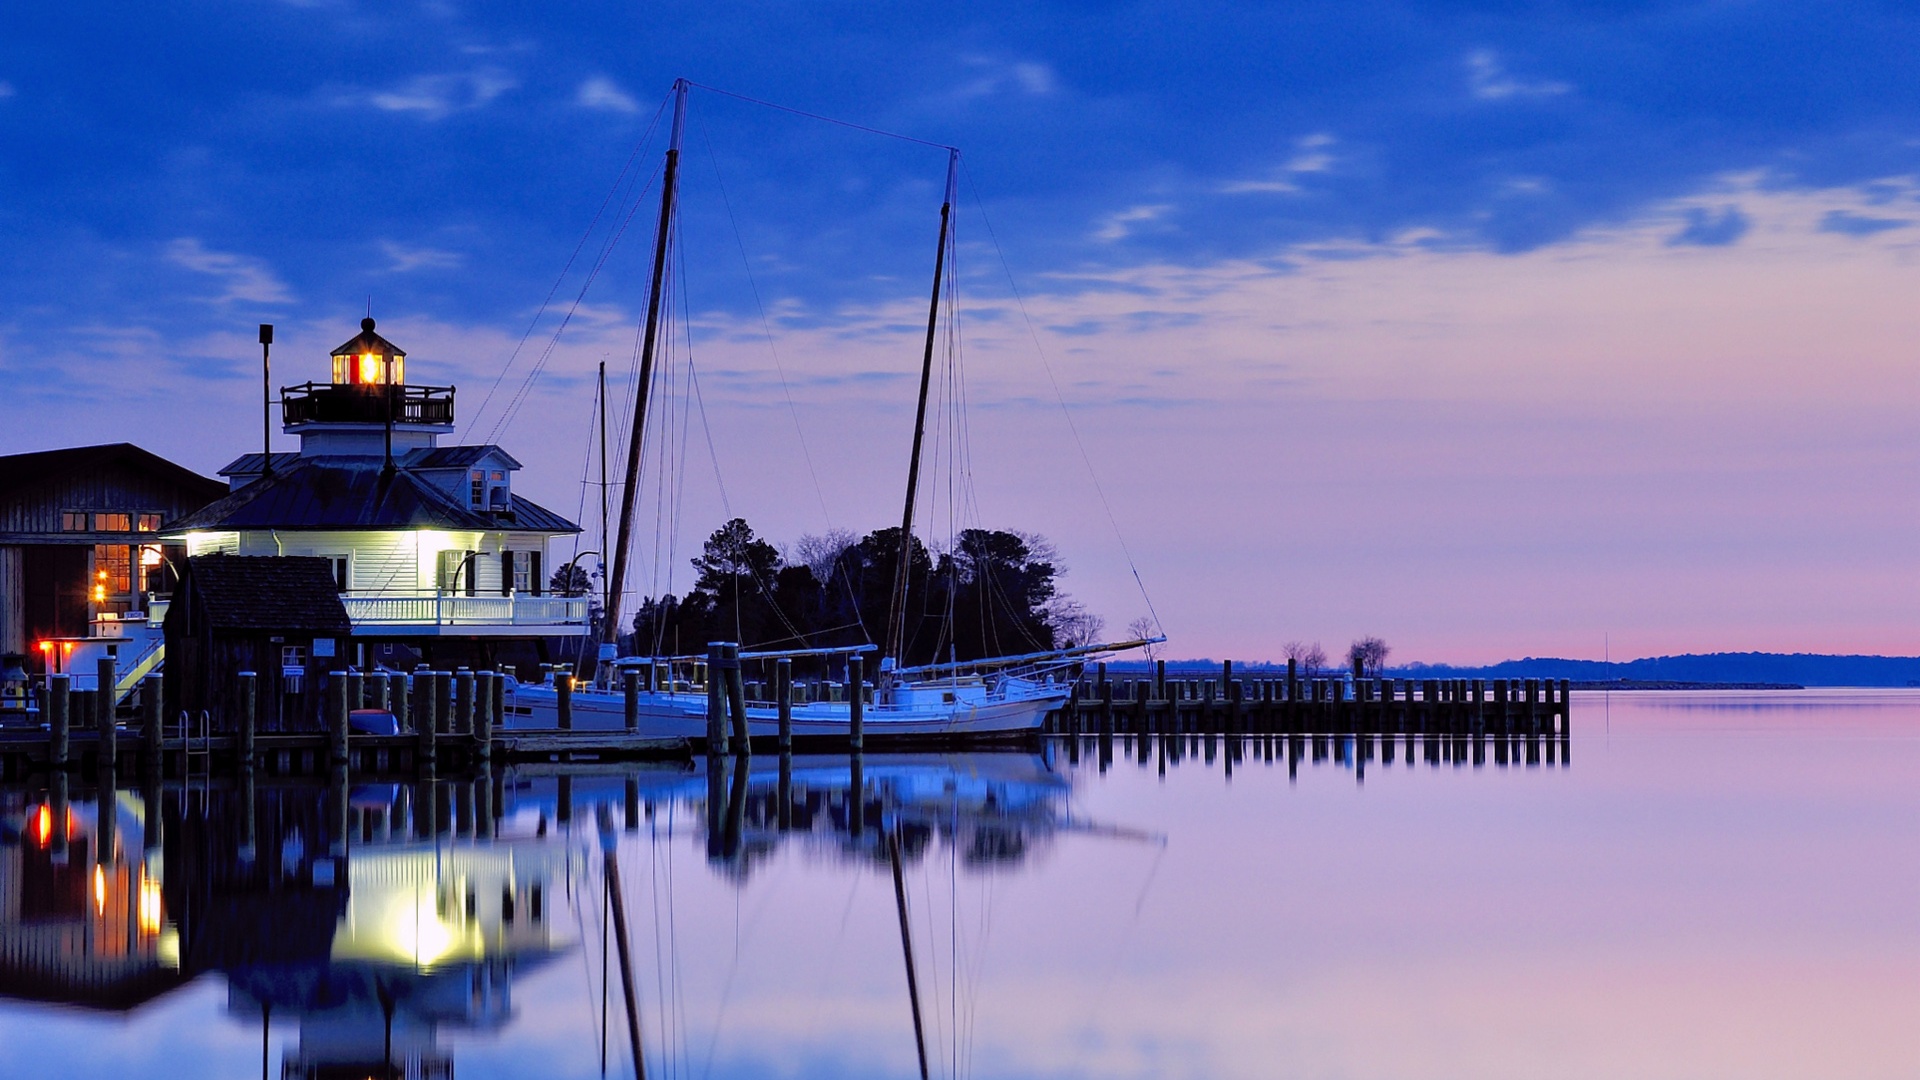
[380,240,463,272]
[1467,49,1570,102]
[1818,209,1908,236]
[363,70,517,120]
[1222,134,1337,195]
[952,55,1057,101]
[1668,205,1750,247]
[165,238,292,304]
[576,75,639,114]
[1093,204,1174,242]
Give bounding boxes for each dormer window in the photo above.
[470,470,485,507]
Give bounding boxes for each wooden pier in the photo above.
[1054,660,1572,739]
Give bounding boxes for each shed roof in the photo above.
[175,555,353,632]
[168,457,578,533]
[0,442,226,504]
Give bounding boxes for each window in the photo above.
[61,511,87,532]
[470,470,485,507]
[93,513,132,532]
[93,545,133,596]
[512,552,532,594]
[321,555,349,592]
[437,549,475,594]
[137,513,162,532]
[281,644,308,669]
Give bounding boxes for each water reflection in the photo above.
[0,731,1571,1078]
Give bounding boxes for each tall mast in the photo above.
[598,360,610,621]
[883,149,958,672]
[601,78,689,673]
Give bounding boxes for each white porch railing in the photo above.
[341,593,590,628]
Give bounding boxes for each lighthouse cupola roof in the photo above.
[329,316,407,386]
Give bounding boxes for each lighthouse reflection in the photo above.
[0,751,1075,1078]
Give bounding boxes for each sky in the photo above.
[1,2,1916,663]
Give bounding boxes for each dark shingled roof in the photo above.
[0,442,226,503]
[167,457,579,534]
[172,555,353,632]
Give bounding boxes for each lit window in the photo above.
[490,470,505,481]
[94,545,133,595]
[93,513,132,532]
[359,352,381,383]
[61,512,87,532]
[137,513,162,532]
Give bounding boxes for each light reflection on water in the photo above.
[0,690,1913,1079]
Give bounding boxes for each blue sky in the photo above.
[3,2,1917,660]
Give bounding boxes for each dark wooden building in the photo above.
[0,444,226,668]
[162,555,352,732]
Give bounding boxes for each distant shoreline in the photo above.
[1567,680,1803,691]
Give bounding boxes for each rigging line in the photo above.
[687,81,955,151]
[698,120,838,531]
[466,93,670,442]
[959,159,1167,636]
[486,154,666,447]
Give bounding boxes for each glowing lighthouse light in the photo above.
[330,317,406,386]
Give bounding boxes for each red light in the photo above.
[34,805,50,846]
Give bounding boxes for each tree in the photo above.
[790,528,857,586]
[549,562,592,597]
[1284,640,1328,676]
[1348,636,1390,677]
[689,518,786,649]
[1126,616,1160,661]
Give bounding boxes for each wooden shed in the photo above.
[162,555,352,732]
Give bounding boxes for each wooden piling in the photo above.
[141,674,162,773]
[474,671,495,758]
[706,644,727,754]
[848,653,865,755]
[722,643,750,752]
[95,656,117,776]
[622,667,639,732]
[776,658,793,753]
[556,668,573,731]
[327,670,350,763]
[237,670,257,768]
[48,674,70,769]
[415,671,437,767]
[346,668,364,714]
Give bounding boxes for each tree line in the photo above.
[558,518,1105,670]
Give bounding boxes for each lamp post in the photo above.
[259,324,274,476]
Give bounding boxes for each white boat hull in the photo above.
[503,681,1065,741]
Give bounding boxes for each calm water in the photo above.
[0,690,1914,1079]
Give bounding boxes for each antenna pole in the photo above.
[602,78,689,674]
[884,149,958,672]
[258,324,274,476]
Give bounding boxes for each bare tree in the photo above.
[1047,597,1105,648]
[789,528,857,584]
[1348,636,1390,677]
[1284,640,1327,676]
[1126,615,1159,661]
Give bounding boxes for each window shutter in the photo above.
[531,551,543,596]
[501,550,514,596]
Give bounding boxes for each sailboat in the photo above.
[502,79,1158,742]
